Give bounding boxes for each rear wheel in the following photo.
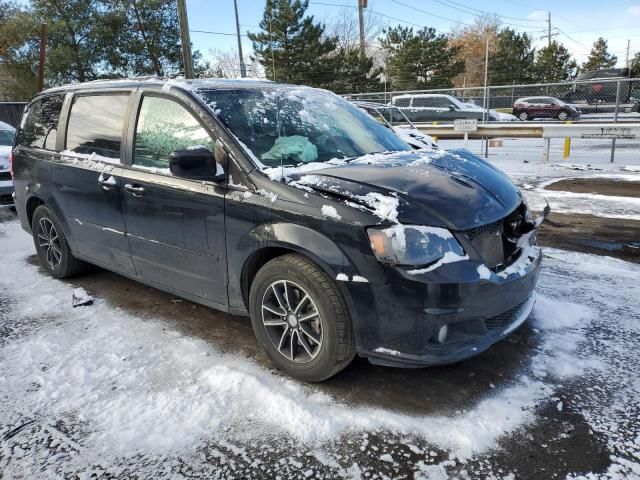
[249,254,355,382]
[518,111,529,121]
[32,205,85,278]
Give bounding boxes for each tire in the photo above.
[32,205,86,279]
[249,254,355,382]
[558,111,569,121]
[518,111,529,121]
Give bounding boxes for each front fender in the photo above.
[227,221,386,313]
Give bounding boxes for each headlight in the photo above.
[367,225,465,266]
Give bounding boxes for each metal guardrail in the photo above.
[415,122,640,162]
[415,122,640,139]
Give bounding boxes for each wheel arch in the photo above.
[236,222,362,313]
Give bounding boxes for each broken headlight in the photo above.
[367,225,465,266]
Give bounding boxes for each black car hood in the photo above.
[288,149,522,230]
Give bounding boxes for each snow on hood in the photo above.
[265,149,522,229]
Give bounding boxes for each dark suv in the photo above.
[11,79,543,381]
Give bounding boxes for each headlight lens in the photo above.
[367,225,465,266]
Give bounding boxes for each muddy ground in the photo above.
[1,175,639,479]
[545,178,640,198]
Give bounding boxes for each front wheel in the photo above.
[32,205,86,278]
[518,111,529,121]
[558,111,569,121]
[249,254,355,382]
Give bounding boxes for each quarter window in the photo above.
[66,94,129,160]
[393,98,410,107]
[21,95,64,150]
[133,96,215,170]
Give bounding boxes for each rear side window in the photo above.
[412,97,435,107]
[66,94,129,159]
[394,98,410,107]
[21,95,64,150]
[133,96,215,170]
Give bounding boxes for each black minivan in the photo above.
[11,79,543,381]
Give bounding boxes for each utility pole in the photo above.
[37,23,47,92]
[358,0,367,55]
[625,39,631,69]
[233,0,247,77]
[177,0,194,79]
[547,12,551,48]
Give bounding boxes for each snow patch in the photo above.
[374,347,402,356]
[321,205,341,220]
[351,275,369,283]
[408,252,469,275]
[477,264,492,280]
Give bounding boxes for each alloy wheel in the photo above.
[261,280,323,363]
[558,111,568,121]
[519,112,528,121]
[37,218,62,269]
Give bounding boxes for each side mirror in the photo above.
[448,105,455,111]
[169,147,224,181]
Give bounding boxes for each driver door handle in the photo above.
[124,183,145,197]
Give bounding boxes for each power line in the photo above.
[425,0,546,25]
[191,29,249,37]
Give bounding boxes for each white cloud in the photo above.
[527,10,548,21]
[627,4,640,15]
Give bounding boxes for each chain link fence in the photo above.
[346,77,640,163]
[0,102,26,128]
[347,78,640,121]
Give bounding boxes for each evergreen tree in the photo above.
[489,28,535,85]
[248,0,337,87]
[630,52,640,77]
[582,37,617,71]
[325,48,383,94]
[380,26,464,90]
[533,41,577,83]
[109,0,183,77]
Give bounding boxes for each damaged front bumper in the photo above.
[345,240,543,368]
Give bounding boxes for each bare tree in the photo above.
[204,48,264,78]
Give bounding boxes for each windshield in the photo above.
[199,87,410,167]
[0,127,15,146]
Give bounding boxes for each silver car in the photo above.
[0,121,16,205]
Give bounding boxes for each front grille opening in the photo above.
[463,203,532,271]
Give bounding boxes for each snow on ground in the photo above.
[1,213,640,477]
[469,149,640,221]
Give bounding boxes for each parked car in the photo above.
[512,97,581,121]
[391,94,502,122]
[463,102,518,122]
[12,79,544,382]
[352,101,437,149]
[0,120,16,205]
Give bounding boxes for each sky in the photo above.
[187,0,640,72]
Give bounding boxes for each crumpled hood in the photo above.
[288,149,522,230]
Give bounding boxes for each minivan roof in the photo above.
[41,77,278,95]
